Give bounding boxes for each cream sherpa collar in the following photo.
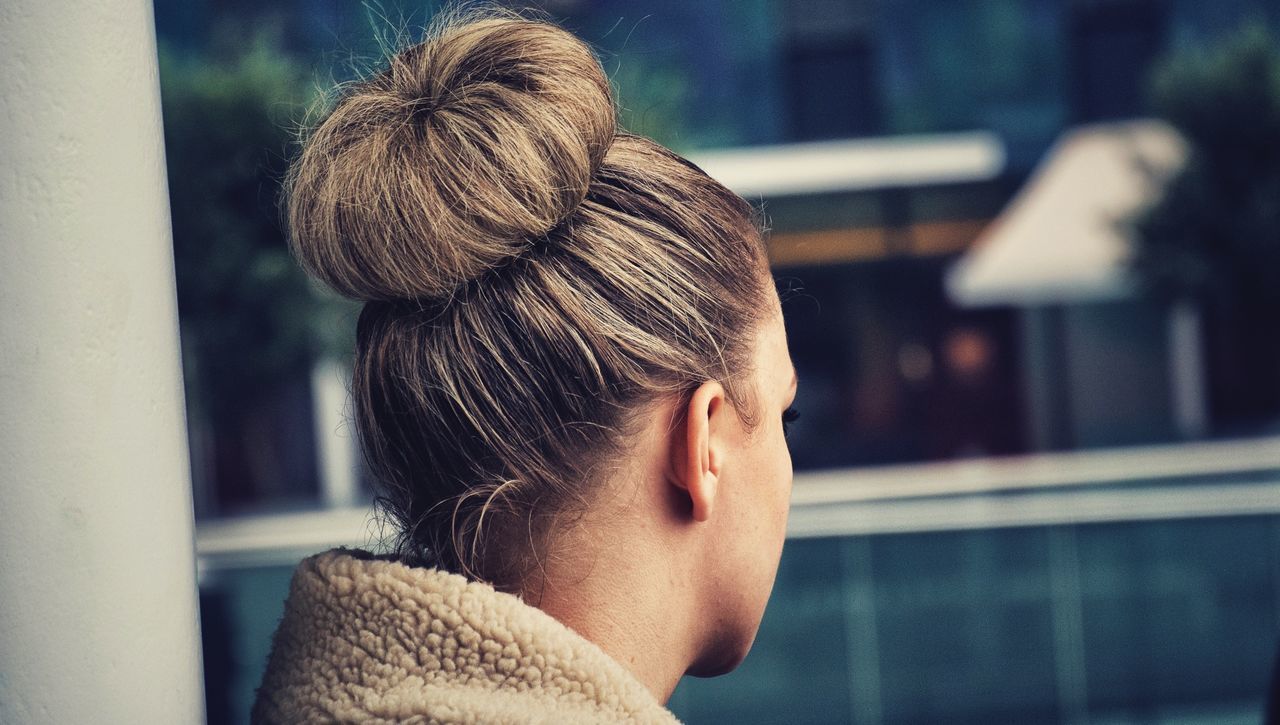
[252,549,681,724]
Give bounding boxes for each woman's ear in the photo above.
[666,381,726,523]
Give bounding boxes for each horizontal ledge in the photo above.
[687,131,1005,198]
[787,480,1280,539]
[196,480,1280,572]
[789,434,1280,506]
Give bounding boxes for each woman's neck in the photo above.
[523,529,699,704]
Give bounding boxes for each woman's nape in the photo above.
[527,298,797,703]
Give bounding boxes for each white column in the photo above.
[0,1,206,723]
[312,359,361,510]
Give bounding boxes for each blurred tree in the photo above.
[160,29,356,512]
[1134,22,1280,430]
[610,56,695,149]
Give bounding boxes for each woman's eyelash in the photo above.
[782,407,800,437]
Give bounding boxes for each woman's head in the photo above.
[286,8,790,629]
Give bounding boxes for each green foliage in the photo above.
[159,32,356,425]
[1134,23,1280,305]
[611,56,696,150]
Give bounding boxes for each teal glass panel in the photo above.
[1079,517,1280,720]
[870,528,1059,724]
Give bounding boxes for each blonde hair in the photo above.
[286,9,771,589]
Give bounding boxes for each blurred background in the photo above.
[156,1,1280,723]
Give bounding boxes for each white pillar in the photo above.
[0,1,206,723]
[312,359,361,510]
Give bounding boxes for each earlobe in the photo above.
[678,381,725,523]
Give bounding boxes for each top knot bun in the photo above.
[287,14,617,302]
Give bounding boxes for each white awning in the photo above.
[946,120,1187,308]
[687,131,1005,198]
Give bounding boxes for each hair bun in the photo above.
[287,14,616,301]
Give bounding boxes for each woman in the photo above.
[253,8,798,723]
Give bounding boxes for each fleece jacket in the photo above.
[251,549,682,724]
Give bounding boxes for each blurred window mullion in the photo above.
[781,0,883,141]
